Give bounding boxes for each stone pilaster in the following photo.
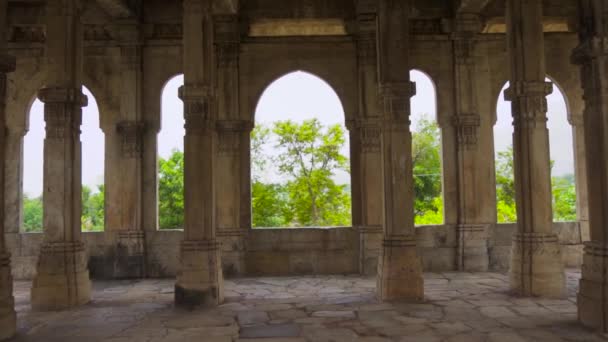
[216,120,251,277]
[505,0,565,297]
[354,6,384,276]
[31,0,92,310]
[106,20,147,279]
[572,0,608,331]
[376,0,423,301]
[451,14,490,272]
[0,0,16,333]
[175,0,223,308]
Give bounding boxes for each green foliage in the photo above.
[495,146,577,223]
[495,147,517,223]
[552,174,577,222]
[412,116,444,225]
[23,194,43,232]
[251,119,351,227]
[158,150,184,229]
[82,185,105,232]
[22,184,105,233]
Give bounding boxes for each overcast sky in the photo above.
[22,70,573,197]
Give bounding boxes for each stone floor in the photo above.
[9,269,606,341]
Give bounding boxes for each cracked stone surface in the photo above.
[8,269,607,341]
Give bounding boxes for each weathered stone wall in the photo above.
[6,223,583,280]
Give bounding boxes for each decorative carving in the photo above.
[410,19,444,35]
[511,233,561,257]
[505,81,553,128]
[359,125,381,154]
[178,85,216,135]
[9,25,45,43]
[38,87,87,140]
[117,121,145,158]
[379,82,416,123]
[84,25,113,41]
[452,114,480,150]
[217,42,239,68]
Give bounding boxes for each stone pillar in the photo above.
[450,14,490,272]
[572,0,608,331]
[354,7,384,276]
[31,0,92,309]
[110,21,147,278]
[376,0,424,301]
[175,0,223,307]
[569,113,590,241]
[0,0,15,338]
[215,15,248,277]
[505,0,565,297]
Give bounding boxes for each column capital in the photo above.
[379,81,416,124]
[0,54,15,73]
[116,121,146,158]
[572,35,608,64]
[38,87,88,106]
[452,113,480,150]
[178,84,216,134]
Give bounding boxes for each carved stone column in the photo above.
[376,0,423,301]
[215,15,248,277]
[109,21,147,278]
[0,0,15,338]
[505,0,565,297]
[354,7,384,276]
[216,120,251,277]
[175,0,223,307]
[31,0,92,310]
[451,14,490,272]
[572,0,608,331]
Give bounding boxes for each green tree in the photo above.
[158,150,184,229]
[82,185,105,232]
[412,115,443,225]
[271,119,351,227]
[552,174,577,222]
[23,194,43,232]
[495,146,517,223]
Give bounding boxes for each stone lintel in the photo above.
[509,232,566,298]
[578,242,608,331]
[377,237,424,302]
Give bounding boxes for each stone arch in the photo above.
[409,69,444,225]
[493,78,577,223]
[21,85,105,232]
[157,74,185,230]
[253,69,348,123]
[251,70,351,228]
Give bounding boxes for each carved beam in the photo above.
[96,0,133,18]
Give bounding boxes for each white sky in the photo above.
[22,71,573,198]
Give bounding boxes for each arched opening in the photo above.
[493,78,576,223]
[252,70,351,228]
[410,69,443,225]
[158,74,185,230]
[22,86,104,232]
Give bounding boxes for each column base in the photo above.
[113,231,146,279]
[175,240,224,308]
[0,253,16,341]
[578,242,608,332]
[509,233,565,297]
[377,237,424,301]
[217,230,247,277]
[31,242,91,310]
[457,224,489,272]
